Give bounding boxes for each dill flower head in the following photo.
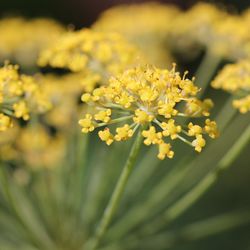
[212,60,250,113]
[169,3,225,57]
[38,29,142,91]
[93,2,180,67]
[0,17,64,67]
[0,63,52,131]
[170,3,250,60]
[209,14,250,60]
[79,64,219,160]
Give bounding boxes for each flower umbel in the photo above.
[0,63,52,131]
[79,64,219,159]
[38,29,142,92]
[212,60,250,113]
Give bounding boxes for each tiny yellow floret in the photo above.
[158,143,174,160]
[79,114,95,133]
[192,135,206,152]
[114,125,133,141]
[98,128,114,145]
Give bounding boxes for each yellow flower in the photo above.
[212,60,250,113]
[78,114,95,133]
[188,123,203,137]
[93,2,180,67]
[0,63,52,130]
[168,3,225,57]
[13,101,30,120]
[95,109,112,123]
[192,135,206,152]
[204,119,219,138]
[158,102,178,118]
[133,109,154,125]
[233,96,250,114]
[185,98,213,117]
[0,113,13,131]
[79,64,218,159]
[98,128,114,145]
[16,125,66,169]
[142,126,162,146]
[0,17,64,67]
[158,143,174,160]
[161,119,181,139]
[114,125,133,141]
[38,29,142,90]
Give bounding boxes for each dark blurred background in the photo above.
[1,0,250,28]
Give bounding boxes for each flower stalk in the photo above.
[195,49,221,97]
[86,130,144,250]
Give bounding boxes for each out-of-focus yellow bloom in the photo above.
[0,124,19,161]
[0,63,52,131]
[0,121,66,170]
[212,60,250,113]
[38,29,142,90]
[169,3,250,60]
[79,64,218,159]
[16,125,66,169]
[36,73,87,130]
[93,2,180,67]
[169,3,225,57]
[0,17,65,67]
[0,113,13,131]
[210,15,250,60]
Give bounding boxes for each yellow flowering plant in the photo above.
[79,64,218,159]
[0,17,65,69]
[0,3,250,250]
[38,28,142,92]
[212,60,250,113]
[0,63,52,130]
[93,2,180,67]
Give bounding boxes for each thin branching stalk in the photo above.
[142,124,250,235]
[105,98,237,240]
[195,49,221,97]
[0,165,55,249]
[86,130,144,250]
[124,210,250,250]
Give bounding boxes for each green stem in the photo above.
[86,131,143,250]
[106,156,191,240]
[73,133,89,212]
[195,49,221,97]
[128,210,250,250]
[215,96,236,131]
[106,104,240,242]
[0,166,52,249]
[143,124,250,234]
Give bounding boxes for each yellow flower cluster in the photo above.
[0,17,64,67]
[212,60,250,113]
[38,73,88,130]
[0,64,52,132]
[16,125,66,169]
[93,2,180,67]
[169,3,250,60]
[0,123,66,169]
[38,29,142,91]
[79,65,219,160]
